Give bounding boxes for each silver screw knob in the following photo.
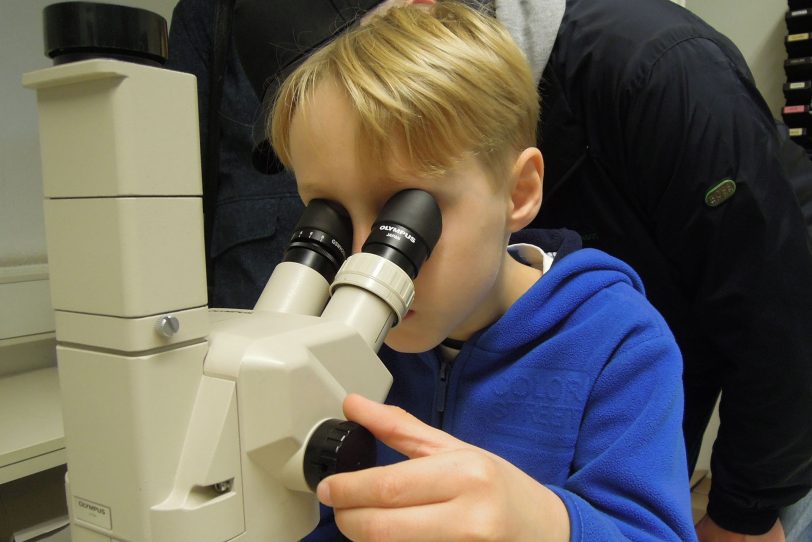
[212,479,233,494]
[155,314,180,338]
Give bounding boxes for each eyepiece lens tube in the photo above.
[362,189,442,278]
[254,200,351,315]
[322,189,442,350]
[284,199,352,284]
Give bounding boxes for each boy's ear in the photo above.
[507,147,543,232]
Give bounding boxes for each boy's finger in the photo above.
[334,501,463,542]
[318,452,464,509]
[343,393,464,459]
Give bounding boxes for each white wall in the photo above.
[1,1,55,268]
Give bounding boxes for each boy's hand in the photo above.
[316,394,570,542]
[695,514,785,542]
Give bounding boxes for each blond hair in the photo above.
[269,1,539,182]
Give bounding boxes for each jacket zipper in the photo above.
[434,357,453,428]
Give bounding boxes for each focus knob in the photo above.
[304,419,376,492]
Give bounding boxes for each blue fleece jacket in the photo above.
[304,232,697,541]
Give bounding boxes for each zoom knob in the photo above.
[303,419,376,492]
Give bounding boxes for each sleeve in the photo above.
[547,332,697,541]
[615,37,812,533]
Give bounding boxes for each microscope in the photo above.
[23,3,441,540]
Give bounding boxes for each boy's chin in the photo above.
[383,328,442,354]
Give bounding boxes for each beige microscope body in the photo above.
[23,57,412,541]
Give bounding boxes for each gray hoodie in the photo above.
[493,0,565,85]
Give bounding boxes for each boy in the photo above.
[269,3,697,540]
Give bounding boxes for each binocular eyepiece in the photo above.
[287,189,442,284]
[256,188,442,339]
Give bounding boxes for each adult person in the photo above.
[521,3,812,542]
[232,1,812,540]
[520,2,812,541]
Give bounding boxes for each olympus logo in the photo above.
[379,224,415,244]
[78,500,107,515]
[75,497,112,529]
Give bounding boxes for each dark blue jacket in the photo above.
[305,231,697,541]
[533,0,812,533]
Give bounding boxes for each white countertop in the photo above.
[0,367,65,484]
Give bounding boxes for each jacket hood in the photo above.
[495,0,565,85]
[473,247,646,354]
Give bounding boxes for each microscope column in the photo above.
[23,60,209,541]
